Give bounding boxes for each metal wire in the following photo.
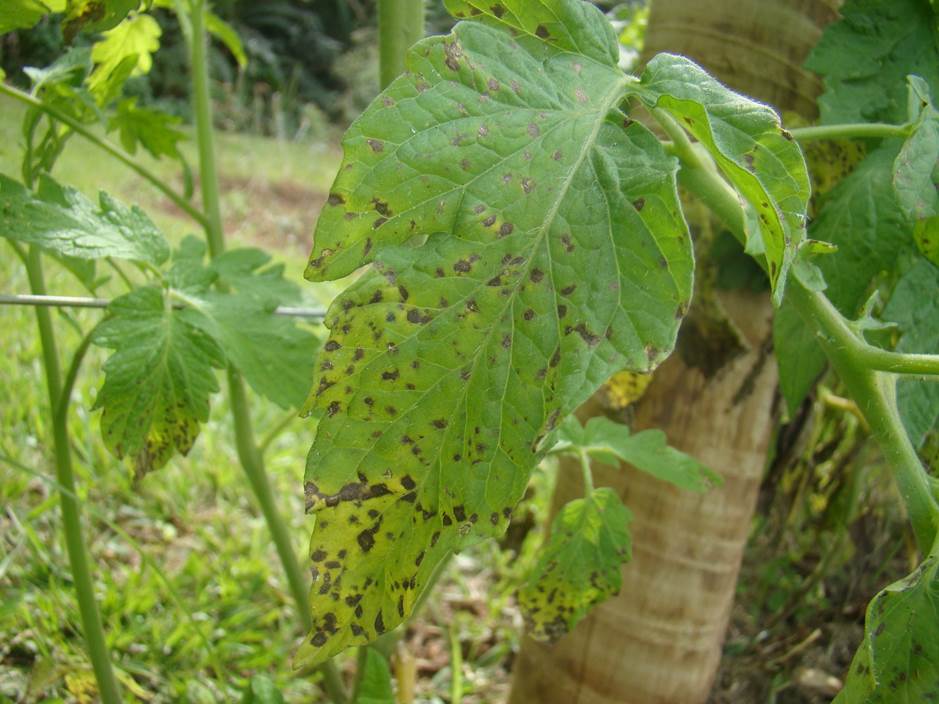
[0,293,327,321]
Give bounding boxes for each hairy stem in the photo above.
[188,3,346,700]
[788,122,913,142]
[677,155,939,551]
[25,247,123,702]
[378,0,425,89]
[0,82,208,229]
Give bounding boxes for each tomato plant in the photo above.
[0,0,937,701]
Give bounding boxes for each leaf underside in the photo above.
[299,8,693,664]
[519,487,632,641]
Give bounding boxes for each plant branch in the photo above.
[674,140,939,553]
[787,122,913,142]
[25,247,123,703]
[378,0,425,89]
[0,82,208,230]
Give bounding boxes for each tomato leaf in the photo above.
[806,0,939,125]
[240,675,286,704]
[636,53,811,302]
[0,173,170,265]
[557,417,720,493]
[882,257,939,448]
[299,4,693,664]
[0,0,64,34]
[93,286,225,477]
[894,76,939,265]
[108,97,187,160]
[355,650,395,704]
[441,0,620,67]
[171,238,319,410]
[836,553,939,702]
[62,0,139,40]
[518,487,632,641]
[87,13,162,104]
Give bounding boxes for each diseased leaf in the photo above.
[63,0,138,39]
[806,0,939,125]
[518,487,631,641]
[0,0,64,34]
[172,238,319,410]
[637,53,810,301]
[93,286,225,477]
[557,417,720,492]
[108,97,187,160]
[0,173,169,265]
[442,0,620,67]
[813,143,915,315]
[882,257,939,448]
[87,13,161,103]
[835,554,939,702]
[355,650,395,704]
[299,9,693,664]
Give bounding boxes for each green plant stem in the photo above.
[188,4,346,701]
[378,0,425,89]
[578,449,595,495]
[0,82,208,230]
[674,148,939,553]
[787,282,939,552]
[787,122,913,142]
[24,247,123,703]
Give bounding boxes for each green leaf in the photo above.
[355,650,395,704]
[835,554,939,702]
[206,10,247,68]
[518,487,631,641]
[87,12,161,103]
[806,0,939,125]
[558,417,720,492]
[62,0,139,40]
[0,0,64,34]
[813,143,915,315]
[773,296,827,417]
[442,0,620,67]
[108,97,187,160]
[299,12,692,664]
[882,257,939,448]
[240,675,286,704]
[636,53,810,301]
[93,286,225,477]
[0,173,169,265]
[171,238,319,410]
[894,76,939,257]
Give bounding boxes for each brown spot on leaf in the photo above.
[530,268,544,283]
[535,24,550,38]
[367,138,384,152]
[327,193,345,206]
[633,197,645,211]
